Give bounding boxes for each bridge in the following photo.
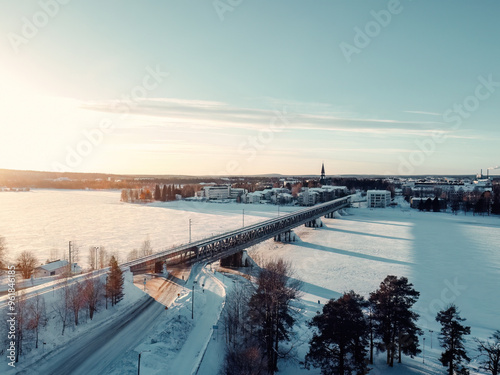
[125,195,352,274]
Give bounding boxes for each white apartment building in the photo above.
[367,190,391,208]
[203,185,231,200]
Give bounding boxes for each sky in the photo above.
[0,0,499,176]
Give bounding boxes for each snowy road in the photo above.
[15,293,164,375]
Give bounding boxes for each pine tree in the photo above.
[306,291,369,375]
[153,184,161,201]
[436,304,471,375]
[107,256,124,306]
[247,259,301,373]
[369,275,421,367]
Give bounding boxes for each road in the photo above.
[14,268,191,375]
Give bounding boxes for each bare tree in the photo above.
[475,331,500,375]
[140,238,153,257]
[223,283,251,347]
[16,251,38,279]
[0,236,6,269]
[127,248,139,262]
[68,282,84,326]
[14,292,28,362]
[53,281,71,335]
[98,247,108,269]
[82,275,103,320]
[26,293,47,349]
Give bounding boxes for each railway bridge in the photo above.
[126,195,352,274]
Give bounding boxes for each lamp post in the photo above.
[242,209,245,227]
[192,280,197,319]
[189,219,192,243]
[105,275,108,310]
[429,330,433,349]
[138,350,150,375]
[423,337,426,364]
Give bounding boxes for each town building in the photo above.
[367,190,392,208]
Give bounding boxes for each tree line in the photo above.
[221,270,500,375]
[120,184,202,203]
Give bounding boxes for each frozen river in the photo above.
[0,189,299,267]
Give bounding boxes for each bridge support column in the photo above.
[324,212,335,219]
[220,251,250,267]
[305,218,323,228]
[274,230,298,243]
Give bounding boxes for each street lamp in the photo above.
[423,337,426,364]
[189,219,192,243]
[192,280,198,320]
[138,350,150,375]
[242,209,245,227]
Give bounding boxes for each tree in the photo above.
[120,189,129,202]
[153,184,161,201]
[161,184,167,201]
[369,275,421,367]
[68,282,84,326]
[433,197,441,212]
[424,198,433,212]
[418,200,425,212]
[17,251,38,279]
[223,283,251,348]
[140,238,153,257]
[248,259,301,373]
[82,274,103,320]
[107,256,124,306]
[26,293,47,349]
[475,330,500,375]
[127,248,139,262]
[436,304,471,375]
[53,280,71,335]
[306,291,369,375]
[0,236,6,269]
[14,292,28,362]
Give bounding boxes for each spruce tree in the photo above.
[107,256,124,306]
[153,184,161,201]
[436,304,471,375]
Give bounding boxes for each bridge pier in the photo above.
[274,230,297,243]
[324,212,335,219]
[220,251,250,267]
[305,218,323,228]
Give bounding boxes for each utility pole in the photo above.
[242,209,245,227]
[68,241,72,275]
[189,219,192,243]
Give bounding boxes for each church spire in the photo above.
[320,162,326,184]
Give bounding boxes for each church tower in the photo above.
[320,162,326,185]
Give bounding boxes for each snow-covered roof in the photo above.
[37,260,68,272]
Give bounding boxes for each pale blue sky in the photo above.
[0,0,499,176]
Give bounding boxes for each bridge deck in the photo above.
[126,195,351,273]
